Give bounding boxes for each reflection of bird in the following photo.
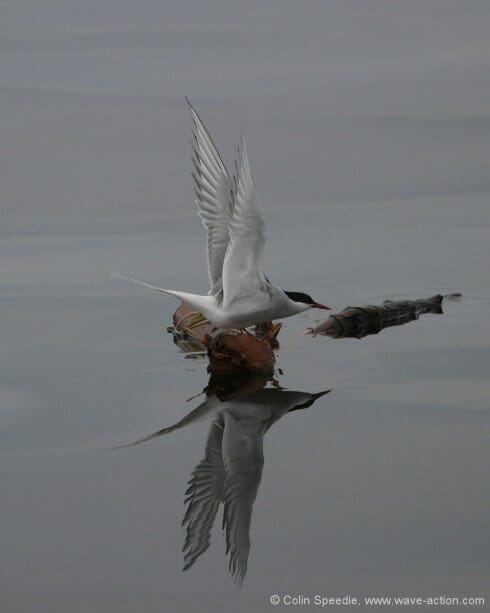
[121,383,329,585]
[117,99,329,329]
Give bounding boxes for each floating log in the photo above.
[306,294,461,339]
[170,303,211,352]
[169,303,281,373]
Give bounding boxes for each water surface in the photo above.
[1,1,489,611]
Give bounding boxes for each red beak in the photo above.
[312,303,331,310]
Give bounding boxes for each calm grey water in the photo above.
[2,1,489,611]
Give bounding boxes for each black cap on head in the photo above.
[284,291,315,305]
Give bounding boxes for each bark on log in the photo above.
[306,294,460,339]
[170,303,281,373]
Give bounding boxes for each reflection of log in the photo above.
[306,294,461,339]
[170,303,281,373]
[205,371,275,402]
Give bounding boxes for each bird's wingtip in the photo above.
[185,96,198,117]
[113,273,136,283]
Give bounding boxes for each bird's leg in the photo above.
[212,326,254,336]
[238,327,254,336]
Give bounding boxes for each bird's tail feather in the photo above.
[114,274,215,317]
[114,274,173,296]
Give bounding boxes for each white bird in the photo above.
[118,99,330,329]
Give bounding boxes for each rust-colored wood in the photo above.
[170,303,281,373]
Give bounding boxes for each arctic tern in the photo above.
[118,99,330,329]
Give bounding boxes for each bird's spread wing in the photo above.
[182,417,225,572]
[187,98,233,305]
[221,136,267,309]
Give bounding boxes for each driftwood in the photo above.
[168,293,460,366]
[306,294,461,339]
[169,303,281,373]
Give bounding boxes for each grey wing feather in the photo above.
[187,98,233,304]
[221,135,267,308]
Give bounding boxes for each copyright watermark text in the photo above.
[268,594,486,607]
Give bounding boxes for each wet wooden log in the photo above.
[169,303,281,373]
[306,294,461,339]
[204,330,276,374]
